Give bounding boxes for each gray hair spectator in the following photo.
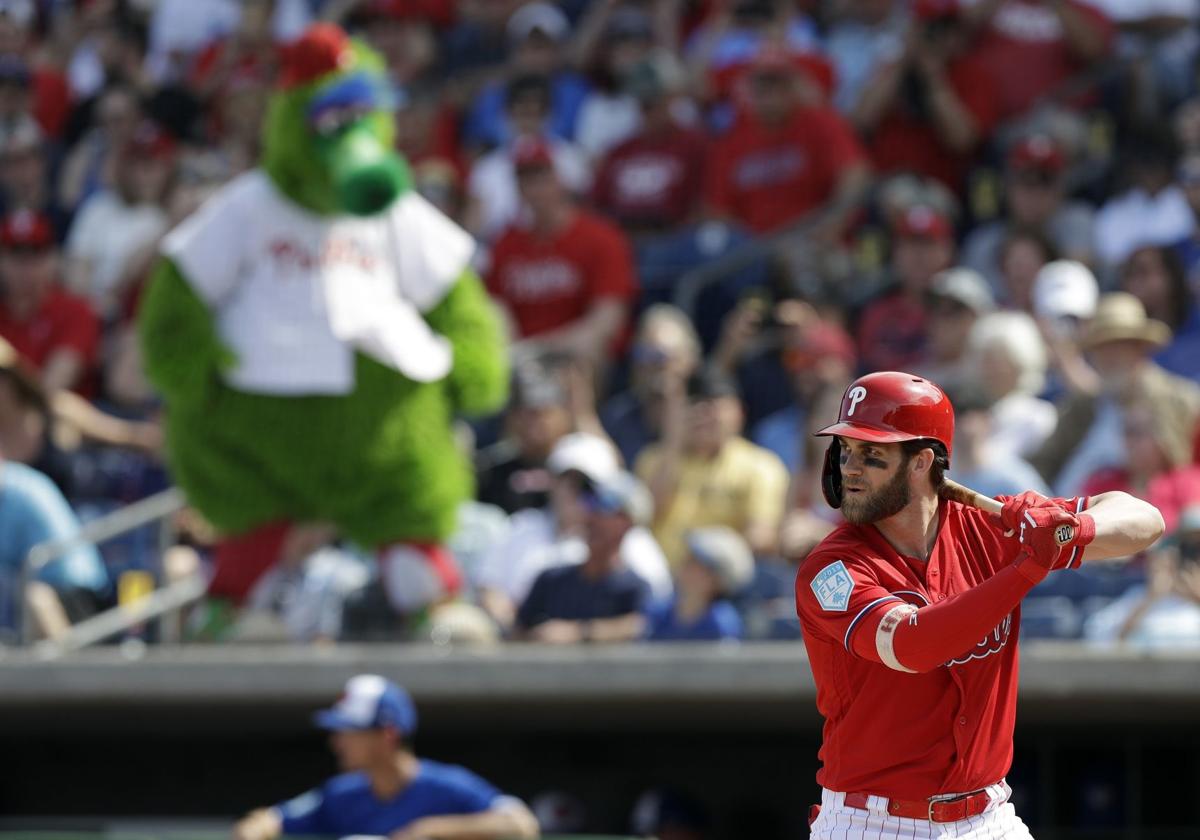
[966,310,1056,461]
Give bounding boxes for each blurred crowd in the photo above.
[3,0,1200,650]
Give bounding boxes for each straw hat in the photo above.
[1080,292,1172,350]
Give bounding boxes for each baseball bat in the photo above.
[939,479,1076,544]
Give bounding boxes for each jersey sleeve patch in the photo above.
[811,560,855,612]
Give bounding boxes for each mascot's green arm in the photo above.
[425,267,510,417]
[137,257,236,408]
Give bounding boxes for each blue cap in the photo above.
[314,675,417,734]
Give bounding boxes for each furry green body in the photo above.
[137,34,507,545]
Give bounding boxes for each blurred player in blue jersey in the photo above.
[232,675,539,840]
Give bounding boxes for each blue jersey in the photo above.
[644,598,743,642]
[275,759,501,836]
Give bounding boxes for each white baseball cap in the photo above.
[1033,260,1099,321]
[546,433,620,483]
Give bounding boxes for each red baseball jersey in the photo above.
[795,496,1087,800]
[485,210,636,344]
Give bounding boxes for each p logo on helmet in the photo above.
[846,386,868,416]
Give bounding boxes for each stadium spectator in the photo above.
[855,202,955,373]
[824,0,907,116]
[515,470,653,643]
[685,0,821,107]
[57,84,144,212]
[466,73,591,242]
[961,132,1096,296]
[966,310,1057,462]
[474,432,671,634]
[476,363,573,516]
[705,48,869,236]
[996,226,1058,313]
[185,0,279,120]
[962,0,1114,120]
[232,675,539,840]
[916,266,995,394]
[462,1,591,151]
[484,135,635,362]
[1119,244,1200,381]
[644,526,750,642]
[0,116,69,239]
[0,434,112,643]
[635,366,789,569]
[1032,293,1200,496]
[0,210,99,395]
[1080,401,1200,534]
[1083,506,1200,650]
[65,121,174,318]
[946,384,1051,499]
[1030,258,1099,345]
[1094,129,1193,270]
[851,0,1001,194]
[590,53,708,235]
[750,317,857,474]
[572,2,659,161]
[1172,150,1200,278]
[0,13,70,140]
[600,303,702,468]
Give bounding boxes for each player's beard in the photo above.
[841,460,912,525]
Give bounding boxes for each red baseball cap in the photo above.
[785,321,857,372]
[511,136,555,172]
[0,209,54,251]
[892,204,952,241]
[1008,133,1065,173]
[278,23,354,89]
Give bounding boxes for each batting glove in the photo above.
[1012,506,1081,583]
[997,490,1053,535]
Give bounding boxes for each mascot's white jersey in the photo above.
[162,170,475,395]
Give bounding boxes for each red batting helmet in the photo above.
[814,372,955,508]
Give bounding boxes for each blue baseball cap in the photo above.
[314,675,418,734]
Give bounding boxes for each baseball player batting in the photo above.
[796,372,1164,839]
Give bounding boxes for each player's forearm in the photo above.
[860,565,1038,673]
[409,804,540,839]
[231,808,282,840]
[1080,492,1165,563]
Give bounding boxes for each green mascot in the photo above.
[138,23,508,628]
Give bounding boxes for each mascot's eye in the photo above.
[311,104,371,137]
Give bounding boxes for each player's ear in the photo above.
[910,446,934,477]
